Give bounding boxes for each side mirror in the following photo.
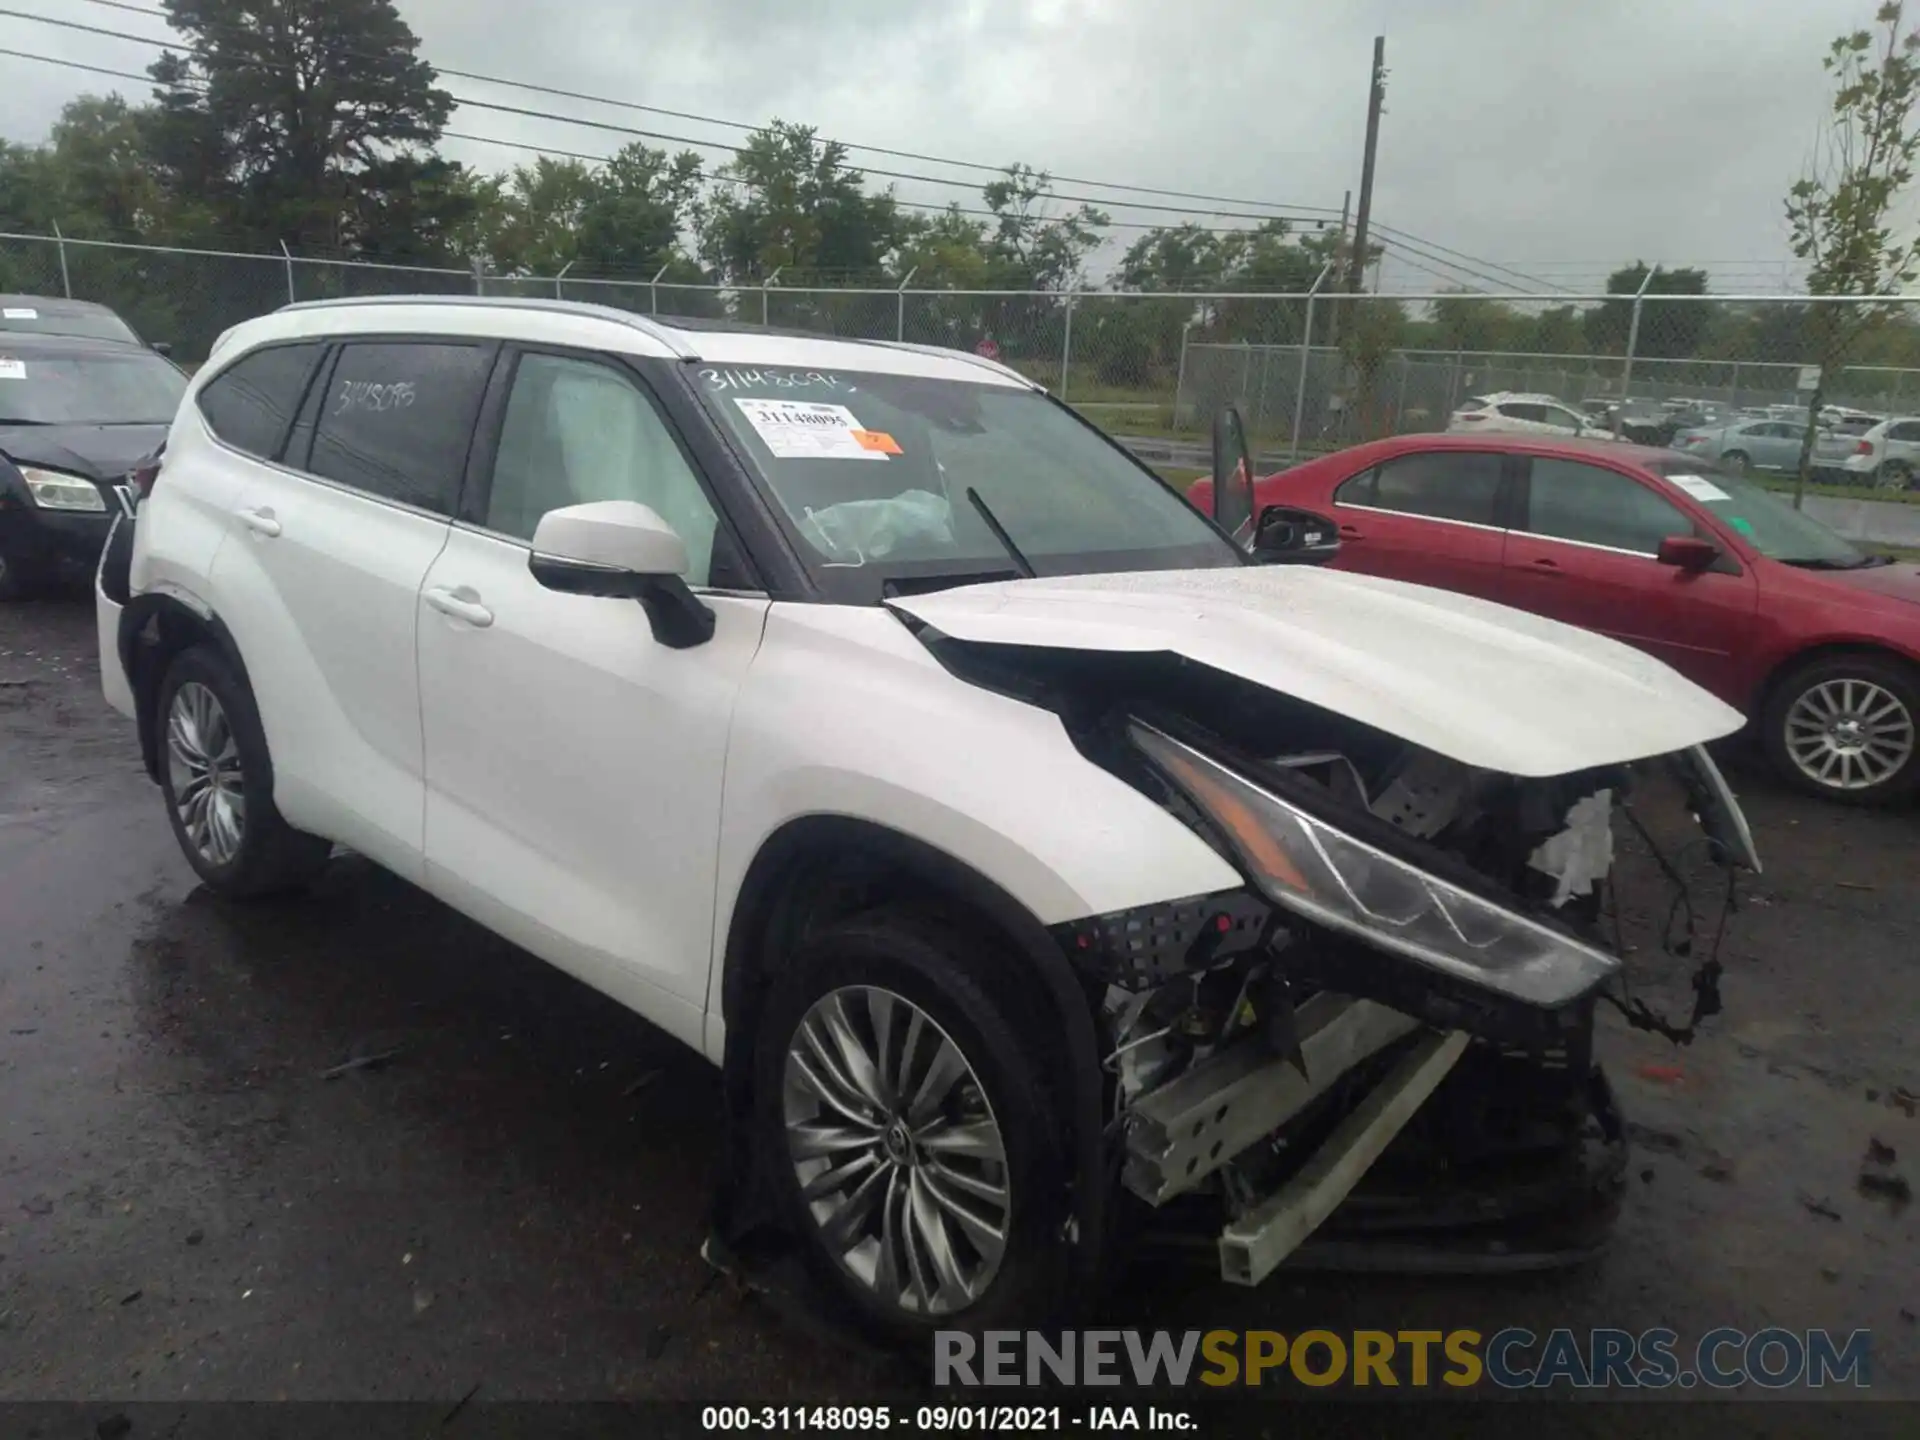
[1250,504,1340,565]
[528,500,714,648]
[150,341,173,358]
[1657,534,1720,573]
[1211,404,1256,543]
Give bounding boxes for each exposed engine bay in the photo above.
[936,640,1758,1283]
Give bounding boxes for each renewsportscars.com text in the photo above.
[933,1327,1872,1390]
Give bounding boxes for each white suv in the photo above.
[96,298,1753,1336]
[1838,415,1920,490]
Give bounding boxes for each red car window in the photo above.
[1523,458,1692,554]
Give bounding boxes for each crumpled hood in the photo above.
[0,423,167,485]
[888,566,1745,777]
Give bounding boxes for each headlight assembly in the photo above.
[20,467,106,512]
[1131,722,1620,1007]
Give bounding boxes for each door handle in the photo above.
[236,506,281,538]
[423,586,494,628]
[1338,523,1364,538]
[1524,557,1565,577]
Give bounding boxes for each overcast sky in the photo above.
[0,0,1890,294]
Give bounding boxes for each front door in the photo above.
[415,348,768,1051]
[1499,455,1758,699]
[1329,448,1512,601]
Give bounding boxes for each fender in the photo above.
[118,591,264,784]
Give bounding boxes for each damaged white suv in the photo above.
[98,298,1759,1338]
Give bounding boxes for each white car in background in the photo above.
[95,297,1754,1336]
[1448,392,1615,439]
[1838,415,1920,490]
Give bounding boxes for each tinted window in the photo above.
[488,352,721,585]
[308,342,492,513]
[1497,402,1547,422]
[197,344,322,457]
[1341,451,1504,525]
[1524,458,1691,554]
[1889,422,1920,442]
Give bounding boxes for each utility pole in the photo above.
[1348,35,1386,295]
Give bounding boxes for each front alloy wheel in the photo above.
[166,679,246,866]
[782,985,1012,1316]
[1782,676,1916,795]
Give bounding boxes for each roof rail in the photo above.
[274,293,700,358]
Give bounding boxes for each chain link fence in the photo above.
[7,229,1920,538]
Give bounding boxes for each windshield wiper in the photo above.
[965,488,1037,579]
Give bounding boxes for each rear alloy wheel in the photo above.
[756,908,1068,1339]
[1721,450,1750,474]
[1764,656,1920,804]
[1876,459,1912,491]
[155,646,333,896]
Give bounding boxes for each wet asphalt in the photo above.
[1,593,1916,1408]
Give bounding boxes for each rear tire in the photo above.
[755,907,1071,1343]
[1721,450,1750,474]
[1876,459,1912,491]
[1761,653,1920,805]
[155,646,333,896]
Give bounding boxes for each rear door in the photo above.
[1498,455,1758,698]
[1330,448,1513,600]
[209,337,496,880]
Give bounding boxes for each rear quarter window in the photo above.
[196,343,326,459]
[305,341,494,514]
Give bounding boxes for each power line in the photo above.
[3,8,1347,229]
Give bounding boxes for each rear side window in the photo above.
[197,343,324,459]
[307,341,493,513]
[1338,451,1505,525]
[1497,402,1548,422]
[1888,421,1920,442]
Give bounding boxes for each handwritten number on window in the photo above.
[334,379,417,415]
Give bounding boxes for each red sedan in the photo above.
[1193,433,1920,804]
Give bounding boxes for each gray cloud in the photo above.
[0,0,1882,292]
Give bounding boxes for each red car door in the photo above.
[1498,455,1759,700]
[1328,449,1513,601]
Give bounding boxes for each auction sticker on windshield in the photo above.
[0,358,25,379]
[733,397,892,461]
[3,307,37,320]
[1667,473,1731,503]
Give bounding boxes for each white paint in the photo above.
[0,359,25,379]
[3,307,37,319]
[889,566,1746,776]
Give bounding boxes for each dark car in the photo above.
[1193,432,1920,804]
[0,294,156,349]
[0,333,187,598]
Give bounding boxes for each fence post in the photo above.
[1614,268,1656,438]
[761,266,783,328]
[1173,320,1194,430]
[649,263,669,315]
[1060,291,1076,401]
[50,220,72,299]
[554,259,574,300]
[275,240,294,304]
[1448,347,1463,415]
[1394,352,1410,430]
[1290,262,1335,461]
[895,267,917,342]
[472,255,486,297]
[1730,359,1743,411]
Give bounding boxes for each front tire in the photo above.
[155,646,332,896]
[756,908,1070,1341]
[1762,654,1920,805]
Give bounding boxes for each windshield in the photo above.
[0,351,186,425]
[0,305,140,344]
[694,364,1237,597]
[1648,459,1867,567]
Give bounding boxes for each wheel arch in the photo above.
[715,813,1111,1289]
[119,594,265,786]
[1751,639,1920,718]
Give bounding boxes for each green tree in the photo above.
[1786,1,1920,502]
[148,0,467,258]
[697,122,900,282]
[1582,263,1714,359]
